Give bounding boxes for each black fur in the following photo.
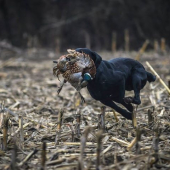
[76,48,156,120]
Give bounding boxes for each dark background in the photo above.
[0,0,169,51]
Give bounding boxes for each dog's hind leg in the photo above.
[132,72,149,105]
[131,74,142,104]
[100,99,132,120]
[124,74,143,105]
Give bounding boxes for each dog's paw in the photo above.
[124,97,133,104]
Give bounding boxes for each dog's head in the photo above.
[75,48,102,68]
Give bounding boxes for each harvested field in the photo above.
[0,50,170,170]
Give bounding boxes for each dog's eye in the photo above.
[66,57,70,61]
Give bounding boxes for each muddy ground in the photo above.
[0,49,170,170]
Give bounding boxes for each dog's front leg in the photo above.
[100,99,132,120]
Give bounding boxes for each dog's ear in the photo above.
[75,48,102,68]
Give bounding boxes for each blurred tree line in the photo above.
[0,0,169,51]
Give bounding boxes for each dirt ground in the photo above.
[0,49,170,170]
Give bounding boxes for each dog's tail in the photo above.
[147,71,156,82]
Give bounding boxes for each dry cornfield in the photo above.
[0,50,170,170]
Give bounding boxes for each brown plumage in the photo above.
[53,50,96,91]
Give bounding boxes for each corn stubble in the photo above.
[0,51,170,170]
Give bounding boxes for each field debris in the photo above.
[0,52,170,169]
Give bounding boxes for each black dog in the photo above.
[75,48,156,120]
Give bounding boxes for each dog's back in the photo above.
[108,58,145,74]
[107,58,154,90]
